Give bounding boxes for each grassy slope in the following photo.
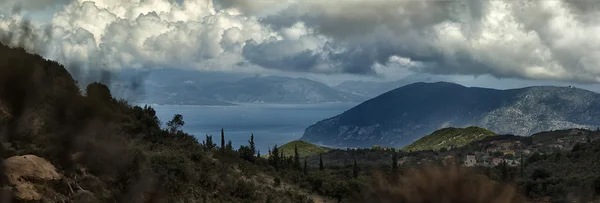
[403,126,496,152]
[279,140,329,157]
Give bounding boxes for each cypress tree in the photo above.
[249,133,256,156]
[270,145,280,171]
[520,153,524,179]
[392,153,398,182]
[220,128,225,153]
[294,145,301,170]
[203,135,216,150]
[226,140,233,154]
[352,159,359,178]
[319,153,324,171]
[303,159,308,175]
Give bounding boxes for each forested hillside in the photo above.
[2,42,587,203]
[0,43,317,202]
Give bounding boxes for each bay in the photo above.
[150,103,357,154]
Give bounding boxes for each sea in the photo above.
[150,103,357,154]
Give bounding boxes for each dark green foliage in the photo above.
[249,133,256,156]
[166,114,184,134]
[294,145,301,170]
[85,82,113,103]
[572,143,584,152]
[220,128,225,153]
[238,145,254,162]
[319,154,324,171]
[150,153,191,195]
[352,159,359,179]
[531,168,551,180]
[0,43,317,203]
[492,151,504,157]
[391,153,398,182]
[203,135,216,150]
[303,159,308,175]
[226,140,234,154]
[274,178,281,187]
[269,145,280,171]
[593,176,600,195]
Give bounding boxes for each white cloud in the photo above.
[0,0,600,84]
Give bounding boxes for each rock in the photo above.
[4,155,62,201]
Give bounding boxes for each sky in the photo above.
[1,0,600,91]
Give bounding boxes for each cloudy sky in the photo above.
[1,0,599,90]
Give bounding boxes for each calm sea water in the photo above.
[150,103,356,154]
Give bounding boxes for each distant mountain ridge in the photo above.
[301,82,600,148]
[139,74,369,105]
[205,76,367,103]
[334,74,435,97]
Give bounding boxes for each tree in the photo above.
[203,135,216,150]
[492,151,504,158]
[303,159,308,175]
[239,145,254,162]
[520,153,524,179]
[269,145,280,171]
[220,128,225,153]
[226,140,233,154]
[352,159,359,178]
[166,114,184,134]
[498,161,510,182]
[257,150,261,158]
[85,82,112,102]
[249,134,256,156]
[531,168,551,180]
[391,154,398,182]
[319,153,324,171]
[294,145,301,170]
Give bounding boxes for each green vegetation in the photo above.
[403,126,496,152]
[0,43,315,202]
[280,140,329,157]
[2,42,599,203]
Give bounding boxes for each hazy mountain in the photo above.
[301,82,600,148]
[334,74,436,97]
[204,76,368,103]
[138,74,369,105]
[138,83,236,106]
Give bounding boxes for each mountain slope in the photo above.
[301,82,600,148]
[402,126,496,152]
[205,76,367,103]
[141,75,368,104]
[0,42,316,202]
[334,74,435,97]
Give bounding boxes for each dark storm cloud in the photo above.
[4,0,600,84]
[242,39,322,73]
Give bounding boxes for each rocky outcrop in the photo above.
[4,155,62,201]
